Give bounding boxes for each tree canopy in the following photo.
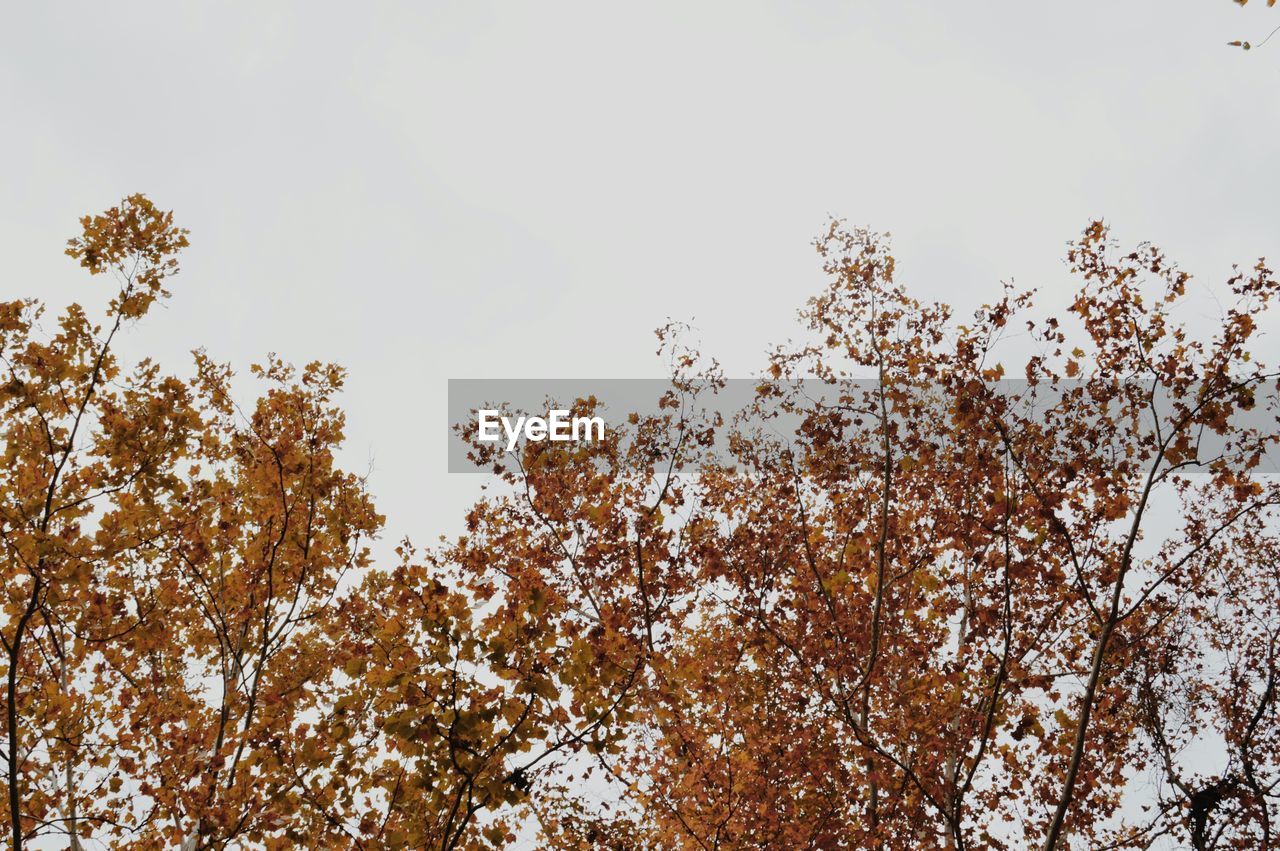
[2,197,1278,849]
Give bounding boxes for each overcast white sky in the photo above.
[3,0,1278,546]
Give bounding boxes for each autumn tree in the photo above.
[0,196,389,851]
[0,196,708,851]
[0,196,197,849]
[322,373,721,849]
[471,223,1280,850]
[103,352,383,850]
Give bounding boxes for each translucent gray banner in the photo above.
[447,378,1280,475]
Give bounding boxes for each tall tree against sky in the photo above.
[512,224,1280,849]
[0,196,195,849]
[0,197,690,850]
[0,198,387,850]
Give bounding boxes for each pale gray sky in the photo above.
[3,0,1278,544]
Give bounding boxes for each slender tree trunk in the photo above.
[7,586,40,851]
[59,661,82,851]
[1042,419,1169,851]
[6,641,23,851]
[1041,589,1123,851]
[861,357,893,845]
